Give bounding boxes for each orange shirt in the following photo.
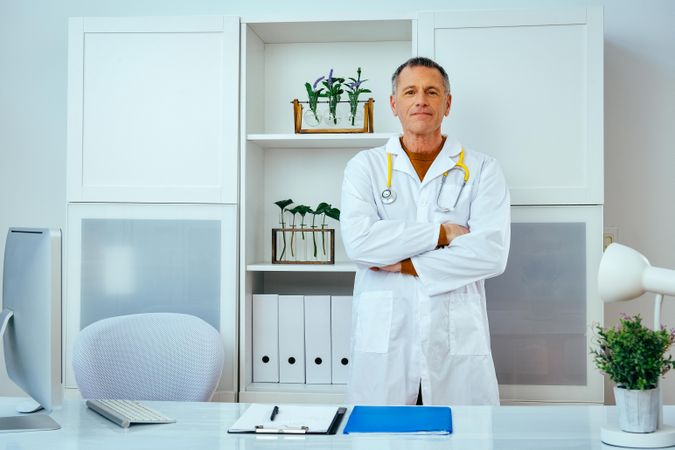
[399,137,449,277]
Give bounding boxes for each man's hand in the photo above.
[370,262,402,273]
[368,224,468,272]
[442,222,469,243]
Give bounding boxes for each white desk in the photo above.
[2,397,674,449]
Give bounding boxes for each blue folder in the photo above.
[342,406,453,434]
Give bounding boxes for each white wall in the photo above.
[1,0,674,403]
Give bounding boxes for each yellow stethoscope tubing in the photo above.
[387,151,393,188]
[383,149,470,211]
[437,148,469,212]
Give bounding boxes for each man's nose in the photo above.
[414,92,429,106]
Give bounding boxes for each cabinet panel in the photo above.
[418,8,603,205]
[64,203,238,399]
[67,16,239,203]
[486,205,603,403]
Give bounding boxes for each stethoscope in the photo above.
[381,148,470,212]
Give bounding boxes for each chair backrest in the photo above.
[72,313,224,401]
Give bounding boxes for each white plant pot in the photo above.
[614,386,659,433]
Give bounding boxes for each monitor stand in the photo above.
[0,414,61,433]
[0,309,60,432]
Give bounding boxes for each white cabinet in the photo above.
[238,17,414,403]
[418,8,603,205]
[64,203,238,401]
[67,16,239,203]
[65,16,240,401]
[486,206,603,403]
[418,8,605,403]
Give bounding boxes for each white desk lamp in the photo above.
[599,243,675,448]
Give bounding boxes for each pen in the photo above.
[270,405,279,421]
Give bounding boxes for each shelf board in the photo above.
[247,133,394,149]
[247,263,357,272]
[246,382,346,393]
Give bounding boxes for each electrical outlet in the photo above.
[603,227,618,251]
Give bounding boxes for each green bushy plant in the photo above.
[591,315,675,390]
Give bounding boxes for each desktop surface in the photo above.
[1,397,670,449]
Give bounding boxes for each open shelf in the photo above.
[247,133,393,148]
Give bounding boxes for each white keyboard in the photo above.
[86,399,176,428]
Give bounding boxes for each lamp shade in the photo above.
[598,243,675,303]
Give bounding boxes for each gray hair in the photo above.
[391,57,451,95]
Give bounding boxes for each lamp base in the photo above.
[602,424,675,448]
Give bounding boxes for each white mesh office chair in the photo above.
[73,313,224,401]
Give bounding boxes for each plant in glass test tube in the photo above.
[344,67,371,126]
[321,69,344,125]
[304,75,325,124]
[311,203,341,258]
[287,204,312,258]
[274,199,293,260]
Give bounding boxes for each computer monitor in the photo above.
[0,228,61,432]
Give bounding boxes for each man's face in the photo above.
[390,66,451,137]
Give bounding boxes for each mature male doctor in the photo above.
[340,57,510,405]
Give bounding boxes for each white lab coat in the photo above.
[340,136,510,405]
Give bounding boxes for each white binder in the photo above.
[278,295,305,383]
[304,295,332,384]
[330,296,353,384]
[252,294,279,383]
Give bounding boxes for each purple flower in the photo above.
[327,69,334,85]
[349,79,368,90]
[312,76,325,90]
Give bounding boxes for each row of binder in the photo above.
[252,294,352,384]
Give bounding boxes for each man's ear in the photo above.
[390,95,397,117]
[445,94,452,117]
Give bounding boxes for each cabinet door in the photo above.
[485,205,603,403]
[64,203,238,401]
[418,8,603,205]
[67,16,239,203]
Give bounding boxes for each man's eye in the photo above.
[404,90,414,95]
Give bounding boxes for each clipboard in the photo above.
[227,404,347,435]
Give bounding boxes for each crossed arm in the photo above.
[340,154,510,297]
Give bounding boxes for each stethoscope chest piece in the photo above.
[381,188,396,204]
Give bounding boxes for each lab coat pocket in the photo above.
[354,290,393,354]
[448,294,490,356]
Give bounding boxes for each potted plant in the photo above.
[592,315,675,432]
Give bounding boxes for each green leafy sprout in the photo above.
[274,199,293,260]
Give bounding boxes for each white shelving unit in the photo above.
[239,16,415,403]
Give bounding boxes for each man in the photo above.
[340,57,510,405]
